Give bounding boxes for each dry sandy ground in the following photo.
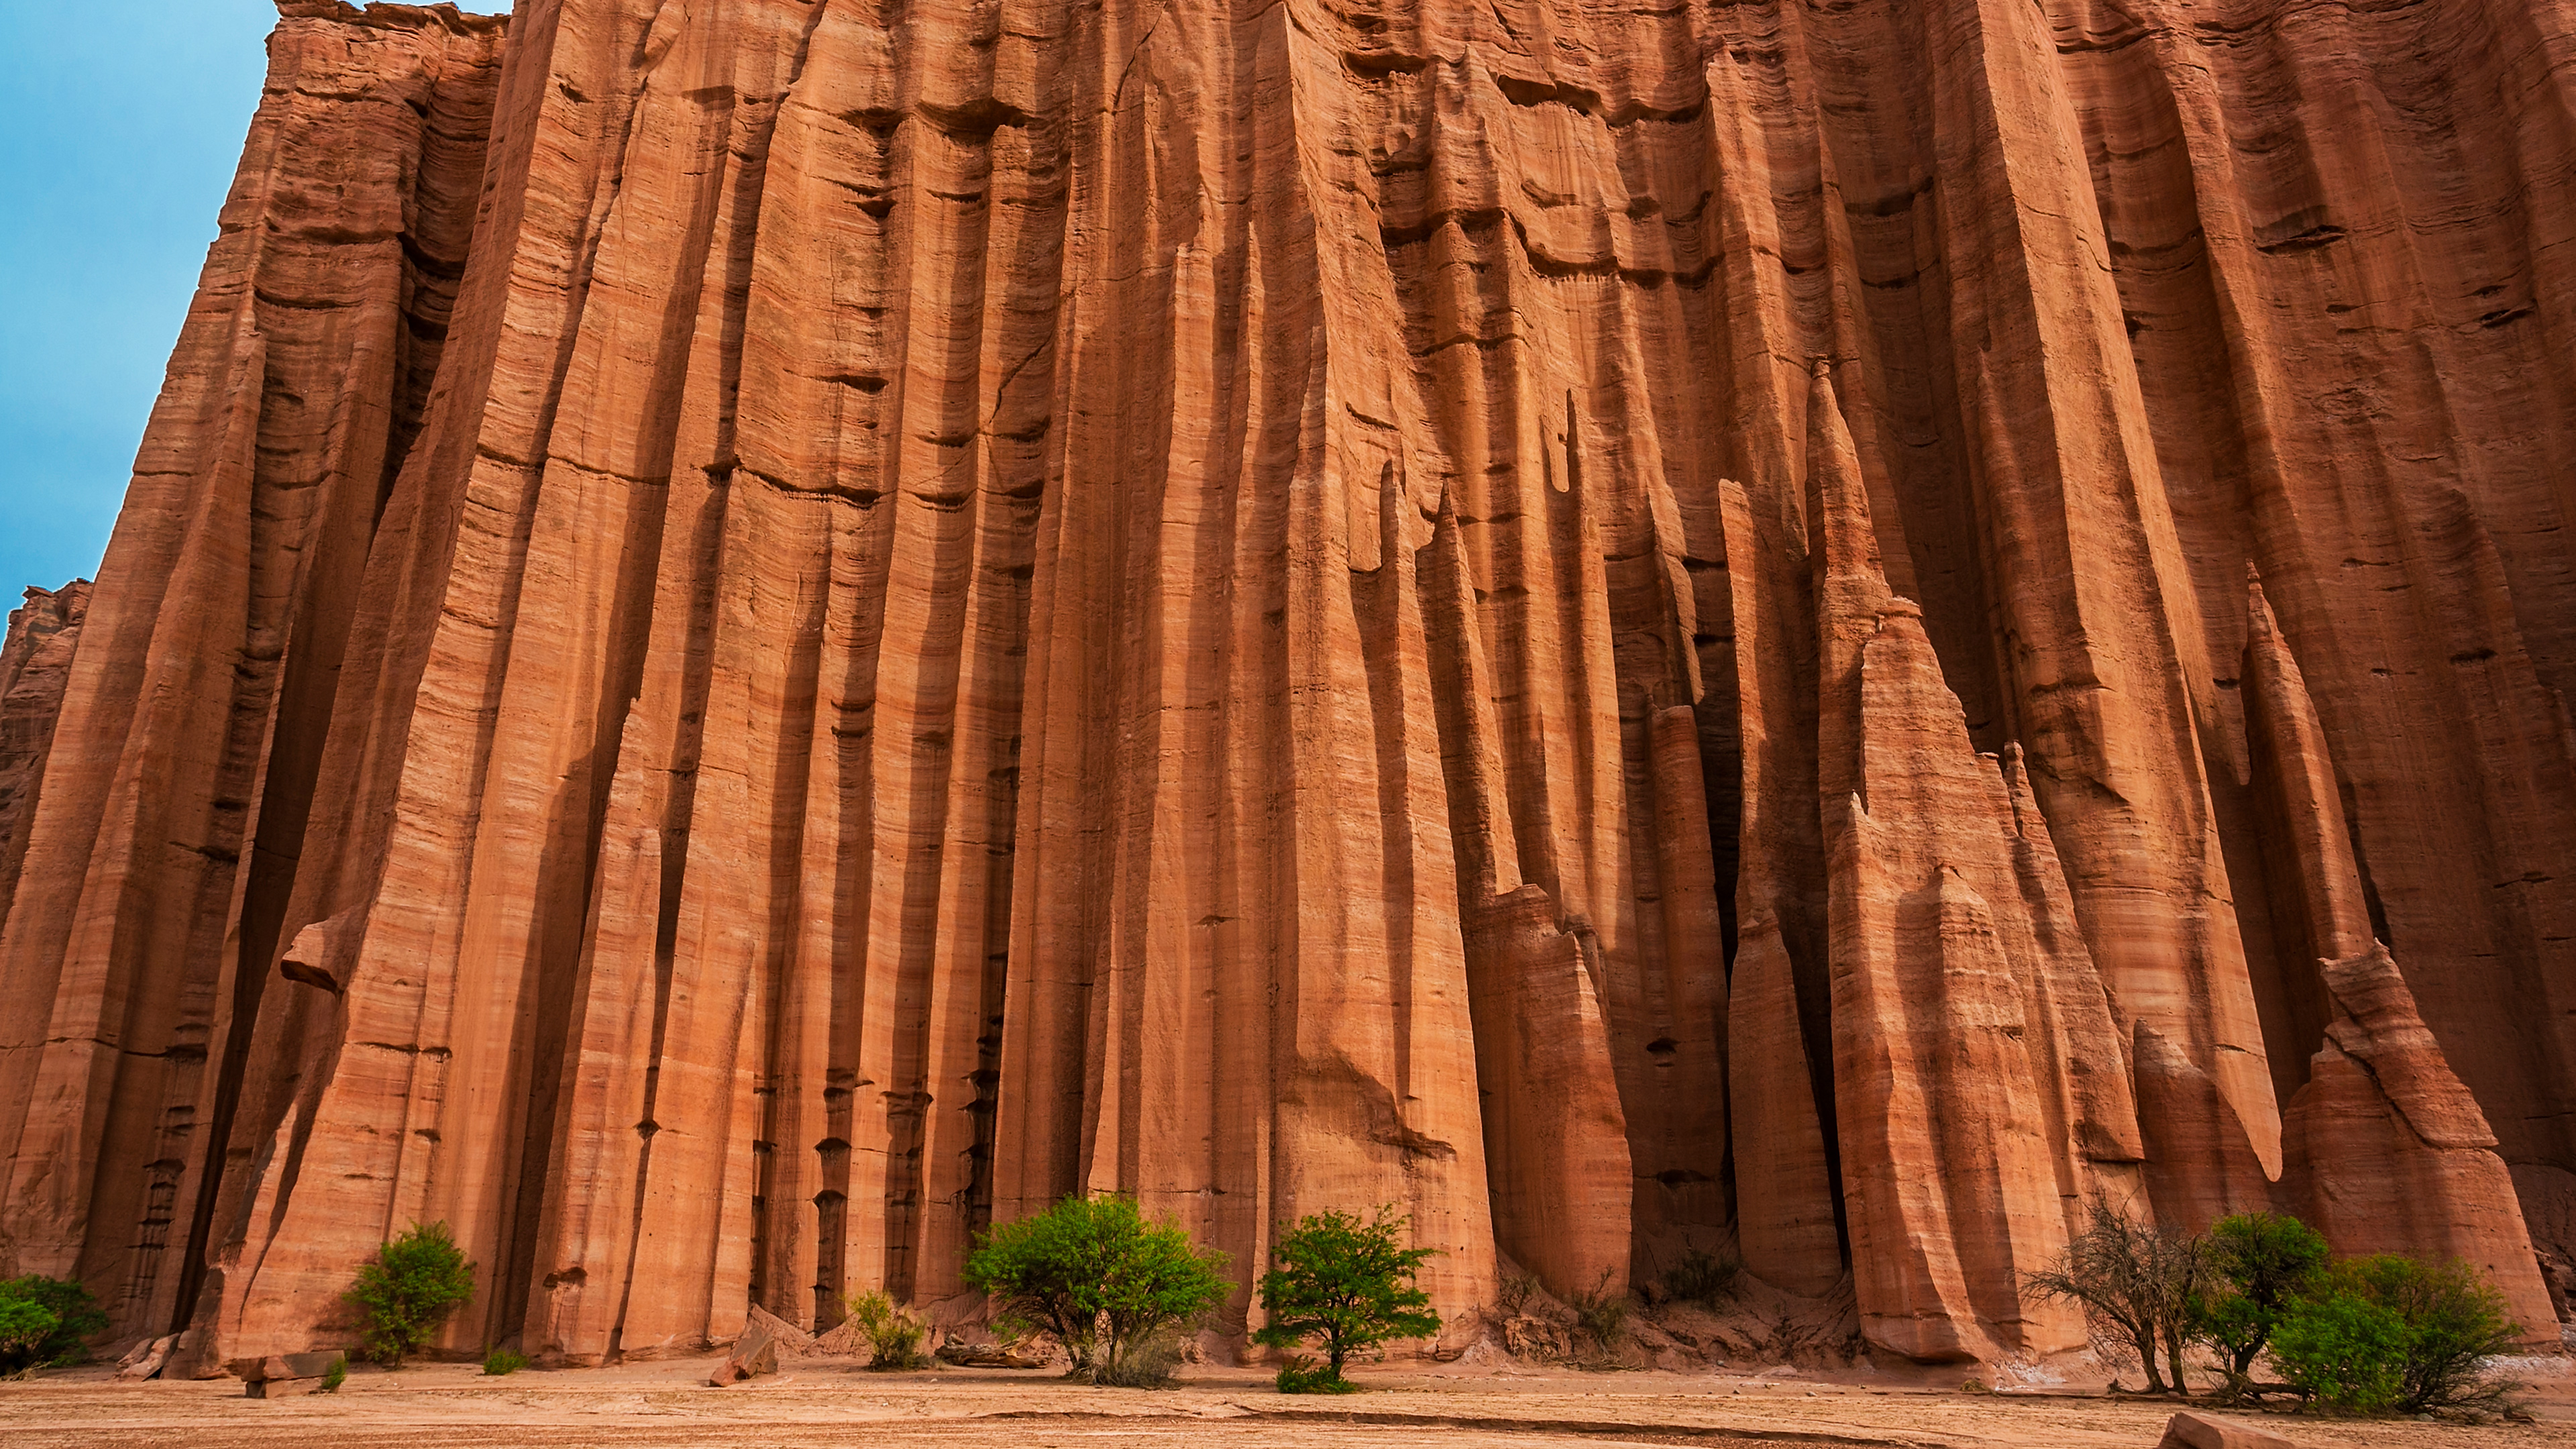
[3,1356,2572,1448]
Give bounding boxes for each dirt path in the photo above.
[3,1358,2567,1448]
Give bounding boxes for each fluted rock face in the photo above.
[5,0,2573,1369]
[0,584,92,947]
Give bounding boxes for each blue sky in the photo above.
[0,1,511,598]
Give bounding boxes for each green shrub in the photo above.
[1660,1249,1742,1307]
[1275,1356,1362,1394]
[1252,1208,1441,1389]
[1568,1271,1628,1353]
[2272,1289,2408,1412]
[847,1290,930,1371]
[321,1355,348,1393]
[2339,1254,2524,1413]
[2194,1212,2330,1389]
[963,1194,1230,1387]
[0,1298,57,1375]
[2269,1255,2525,1415]
[481,1347,527,1376]
[347,1222,476,1366]
[0,1276,107,1372]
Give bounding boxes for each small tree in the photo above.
[963,1194,1230,1387]
[1252,1208,1441,1392]
[2023,1195,2209,1393]
[347,1222,476,1365]
[2194,1212,2330,1391]
[0,1276,107,1372]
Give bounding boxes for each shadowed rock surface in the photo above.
[3,0,2573,1372]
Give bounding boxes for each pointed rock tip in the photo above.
[1432,476,1460,527]
[2245,570,2288,647]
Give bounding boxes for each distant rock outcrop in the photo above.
[4,0,2573,1373]
[0,582,88,936]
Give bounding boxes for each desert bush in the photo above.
[2275,1255,2525,1415]
[1275,1356,1360,1394]
[481,1347,528,1376]
[963,1193,1229,1386]
[2193,1212,2330,1392]
[1496,1272,1540,1316]
[2357,1255,2526,1413]
[1253,1208,1441,1391]
[2022,1195,2209,1393]
[1660,1249,1742,1308]
[2271,1286,2408,1413]
[847,1289,932,1371]
[0,1297,56,1375]
[1094,1325,1189,1388]
[0,1276,106,1373]
[1568,1271,1629,1354]
[347,1222,476,1366]
[321,1355,348,1393]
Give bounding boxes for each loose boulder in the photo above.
[936,1341,1044,1369]
[706,1320,779,1387]
[115,1334,176,1381]
[2157,1411,2302,1449]
[229,1351,345,1399]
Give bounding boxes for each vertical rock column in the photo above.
[991,0,1505,1342]
[1417,489,1635,1303]
[1812,363,2136,1362]
[1716,465,1842,1297]
[490,0,1064,1362]
[2057,0,2576,1227]
[0,583,91,940]
[2246,576,2558,1338]
[0,5,505,1350]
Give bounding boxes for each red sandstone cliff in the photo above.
[0,583,91,944]
[5,0,2573,1370]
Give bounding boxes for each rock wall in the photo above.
[3,0,2573,1369]
[0,583,91,943]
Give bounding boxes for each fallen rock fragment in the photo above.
[115,1334,176,1380]
[229,1351,344,1399]
[2157,1411,2302,1449]
[935,1341,1044,1369]
[706,1320,779,1386]
[744,1304,814,1356]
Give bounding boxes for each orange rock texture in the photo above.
[3,0,2573,1370]
[0,584,91,943]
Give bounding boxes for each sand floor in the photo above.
[3,1356,2571,1448]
